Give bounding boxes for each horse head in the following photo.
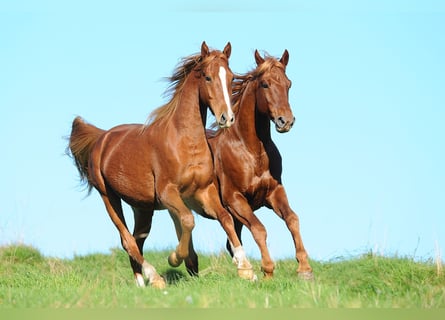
[198,41,235,128]
[254,49,295,133]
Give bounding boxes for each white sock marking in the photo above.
[142,261,158,282]
[135,273,145,287]
[230,243,251,268]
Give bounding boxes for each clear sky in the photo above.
[1,0,444,264]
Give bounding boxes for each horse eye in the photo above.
[261,82,269,89]
[205,76,212,82]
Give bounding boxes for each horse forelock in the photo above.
[232,57,285,106]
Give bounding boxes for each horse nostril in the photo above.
[230,115,235,124]
[290,116,295,127]
[220,113,227,124]
[277,116,286,128]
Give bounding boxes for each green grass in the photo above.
[0,244,444,308]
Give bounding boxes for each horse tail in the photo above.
[67,116,105,194]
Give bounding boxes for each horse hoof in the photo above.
[298,271,314,281]
[261,267,274,279]
[168,251,183,267]
[151,276,167,289]
[237,268,257,281]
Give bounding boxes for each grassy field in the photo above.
[0,244,444,308]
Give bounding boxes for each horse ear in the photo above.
[280,49,289,67]
[201,41,210,57]
[254,50,265,66]
[223,42,231,59]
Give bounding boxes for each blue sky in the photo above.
[1,0,444,264]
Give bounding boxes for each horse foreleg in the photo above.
[196,185,256,281]
[225,218,243,257]
[168,210,199,276]
[160,186,194,269]
[225,192,275,277]
[266,185,313,280]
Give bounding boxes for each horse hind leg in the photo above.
[100,190,166,288]
[130,207,163,287]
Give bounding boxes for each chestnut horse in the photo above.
[206,50,313,279]
[68,42,254,288]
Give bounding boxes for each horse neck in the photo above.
[171,75,207,140]
[235,81,272,150]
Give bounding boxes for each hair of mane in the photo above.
[233,55,285,105]
[144,53,202,127]
[143,50,228,128]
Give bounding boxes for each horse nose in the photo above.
[276,116,287,128]
[275,115,294,132]
[220,113,227,126]
[219,112,234,128]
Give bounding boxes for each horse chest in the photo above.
[229,160,265,198]
[246,170,271,196]
[179,154,213,193]
[184,162,212,183]
[229,149,269,190]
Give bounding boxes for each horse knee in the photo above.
[285,214,300,230]
[181,214,195,231]
[218,210,234,227]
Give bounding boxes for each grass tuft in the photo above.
[0,244,444,308]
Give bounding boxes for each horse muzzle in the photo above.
[218,112,235,128]
[274,115,295,133]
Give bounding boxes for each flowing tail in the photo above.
[67,116,105,194]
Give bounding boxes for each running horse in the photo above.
[207,50,314,279]
[68,42,254,288]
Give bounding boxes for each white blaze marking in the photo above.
[218,66,234,119]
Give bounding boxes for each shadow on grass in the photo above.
[163,269,188,285]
